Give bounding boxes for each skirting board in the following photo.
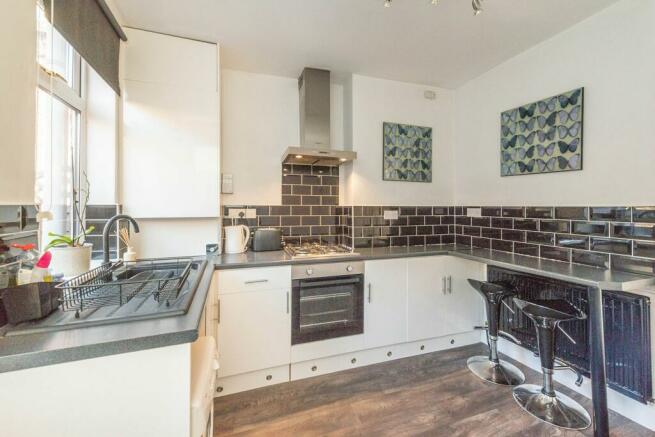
[216,331,481,398]
[494,336,655,431]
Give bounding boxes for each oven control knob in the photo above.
[346,265,353,272]
[306,268,313,276]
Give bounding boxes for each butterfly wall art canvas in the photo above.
[383,122,432,182]
[500,88,583,177]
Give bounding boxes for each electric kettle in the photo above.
[224,225,250,254]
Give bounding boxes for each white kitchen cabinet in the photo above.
[364,259,408,348]
[0,344,192,437]
[217,288,291,377]
[407,256,485,341]
[121,28,219,218]
[444,257,486,335]
[407,256,450,341]
[216,266,292,378]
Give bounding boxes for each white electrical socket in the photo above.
[227,208,246,218]
[227,208,257,219]
[467,208,482,217]
[383,210,399,220]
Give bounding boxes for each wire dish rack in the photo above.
[56,258,193,318]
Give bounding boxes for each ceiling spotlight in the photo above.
[339,158,347,162]
[472,0,483,15]
[384,0,392,8]
[295,155,303,159]
[431,0,439,4]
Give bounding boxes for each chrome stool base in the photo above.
[513,384,591,430]
[466,356,525,386]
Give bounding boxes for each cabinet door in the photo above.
[364,259,408,349]
[217,288,290,377]
[443,257,486,335]
[407,256,449,341]
[121,28,219,218]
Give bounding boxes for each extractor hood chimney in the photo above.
[281,68,356,166]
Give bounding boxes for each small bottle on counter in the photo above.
[30,251,52,283]
[123,246,137,262]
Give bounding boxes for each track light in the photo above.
[472,0,483,15]
[384,0,392,8]
[431,0,439,4]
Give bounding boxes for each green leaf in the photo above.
[47,232,73,245]
[45,238,74,250]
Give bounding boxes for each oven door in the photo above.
[292,274,364,345]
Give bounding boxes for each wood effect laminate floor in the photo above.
[213,343,654,437]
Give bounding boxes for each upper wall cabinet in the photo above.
[0,1,36,205]
[121,28,219,218]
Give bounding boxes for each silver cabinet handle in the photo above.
[286,291,290,314]
[367,283,372,303]
[442,277,447,294]
[217,299,221,324]
[244,279,268,284]
[447,276,452,294]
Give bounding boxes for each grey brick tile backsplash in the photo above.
[226,165,655,275]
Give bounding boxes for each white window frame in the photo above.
[36,14,89,241]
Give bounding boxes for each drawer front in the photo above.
[217,266,291,294]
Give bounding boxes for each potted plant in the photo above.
[45,173,95,277]
[46,226,95,277]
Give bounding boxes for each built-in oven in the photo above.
[291,261,364,345]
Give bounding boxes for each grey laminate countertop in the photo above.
[213,245,655,292]
[2,244,653,374]
[0,259,214,374]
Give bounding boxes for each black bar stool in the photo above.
[466,279,525,386]
[512,298,591,430]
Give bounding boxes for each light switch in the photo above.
[221,174,233,194]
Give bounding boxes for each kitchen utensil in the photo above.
[251,228,283,252]
[224,225,250,254]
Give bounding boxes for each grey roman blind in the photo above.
[44,0,127,95]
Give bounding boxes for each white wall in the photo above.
[222,70,454,207]
[0,0,36,204]
[343,75,454,206]
[452,0,655,206]
[131,218,219,258]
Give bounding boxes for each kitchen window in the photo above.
[35,2,118,249]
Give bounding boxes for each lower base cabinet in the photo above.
[216,288,291,378]
[407,256,485,341]
[214,256,486,397]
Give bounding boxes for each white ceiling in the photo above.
[113,0,619,89]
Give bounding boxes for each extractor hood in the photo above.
[281,68,356,166]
